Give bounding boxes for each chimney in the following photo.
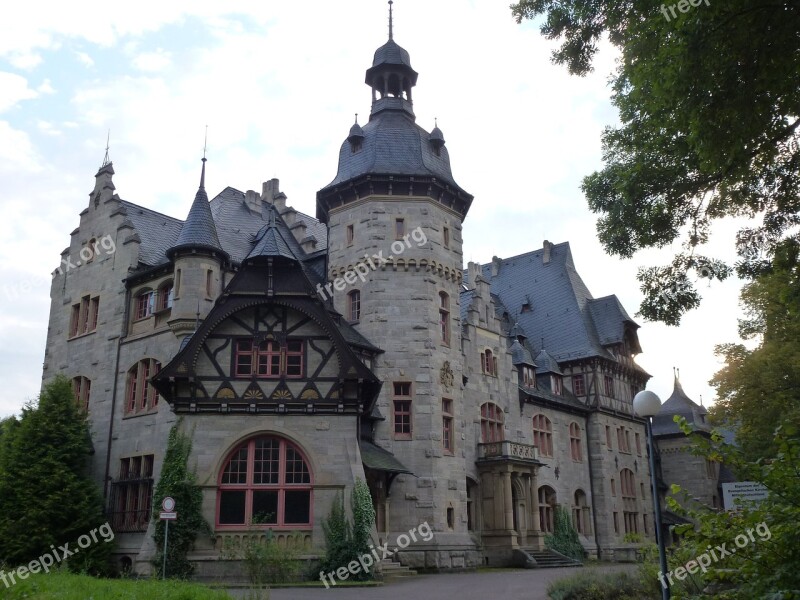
[467,261,482,287]
[244,190,261,214]
[543,240,552,264]
[491,256,502,277]
[262,179,287,212]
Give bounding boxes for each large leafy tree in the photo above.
[0,375,112,573]
[511,0,800,324]
[709,239,800,457]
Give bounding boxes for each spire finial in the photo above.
[200,126,208,188]
[355,113,359,124]
[388,0,394,40]
[435,117,438,127]
[101,129,111,168]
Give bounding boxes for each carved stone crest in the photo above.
[440,361,454,391]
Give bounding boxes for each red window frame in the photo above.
[158,284,174,311]
[569,422,582,461]
[72,376,91,411]
[480,402,504,442]
[392,382,413,440]
[442,398,454,453]
[135,291,155,320]
[533,414,553,457]
[572,374,586,396]
[348,290,361,322]
[439,292,450,345]
[234,338,305,379]
[125,358,161,415]
[217,437,313,528]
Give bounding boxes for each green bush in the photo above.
[547,569,652,600]
[4,571,232,599]
[318,479,376,581]
[545,506,585,562]
[220,530,301,585]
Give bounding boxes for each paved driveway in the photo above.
[229,564,638,600]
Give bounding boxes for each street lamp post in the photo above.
[634,390,670,600]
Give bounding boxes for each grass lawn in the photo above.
[2,571,235,599]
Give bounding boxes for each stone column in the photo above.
[530,471,541,534]
[503,470,514,530]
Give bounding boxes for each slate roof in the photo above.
[459,288,474,323]
[119,201,183,267]
[475,242,648,372]
[510,338,535,366]
[320,109,467,196]
[652,377,710,436]
[371,39,413,69]
[246,204,307,262]
[169,161,226,259]
[534,349,563,375]
[360,440,413,474]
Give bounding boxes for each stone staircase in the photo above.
[379,557,418,583]
[523,548,583,568]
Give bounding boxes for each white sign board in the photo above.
[722,481,769,510]
[160,511,178,520]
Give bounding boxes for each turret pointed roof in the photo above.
[168,158,227,260]
[653,371,710,436]
[246,204,306,262]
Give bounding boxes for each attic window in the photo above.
[351,139,362,153]
[521,302,531,313]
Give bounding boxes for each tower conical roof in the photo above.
[168,159,227,259]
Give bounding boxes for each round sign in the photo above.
[162,497,176,511]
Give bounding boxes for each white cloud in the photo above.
[131,49,172,72]
[8,51,43,70]
[37,78,55,94]
[37,120,61,136]
[0,121,42,172]
[75,51,94,67]
[0,72,38,112]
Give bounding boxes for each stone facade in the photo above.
[40,25,667,577]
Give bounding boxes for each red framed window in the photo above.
[604,375,615,398]
[158,283,174,311]
[442,398,454,453]
[621,468,636,498]
[523,366,536,388]
[481,350,497,376]
[217,436,312,527]
[125,358,161,414]
[135,291,155,320]
[538,486,556,533]
[439,292,450,345]
[480,402,504,442]
[552,375,563,396]
[533,414,553,457]
[111,455,154,532]
[348,290,361,322]
[69,295,99,337]
[72,376,91,411]
[393,382,413,439]
[234,338,305,379]
[572,374,586,396]
[569,422,582,461]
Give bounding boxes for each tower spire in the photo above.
[200,126,208,188]
[388,0,394,40]
[101,129,111,168]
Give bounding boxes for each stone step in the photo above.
[523,548,583,568]
[379,558,418,582]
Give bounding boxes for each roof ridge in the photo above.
[119,200,185,224]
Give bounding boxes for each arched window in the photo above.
[158,281,174,311]
[125,358,161,414]
[538,485,557,533]
[573,489,589,534]
[217,436,312,527]
[439,292,450,345]
[480,402,504,442]
[620,468,636,499]
[481,349,497,376]
[348,290,361,322]
[135,289,156,320]
[72,376,91,411]
[533,414,553,457]
[569,422,582,461]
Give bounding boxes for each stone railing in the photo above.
[213,530,312,554]
[478,440,539,462]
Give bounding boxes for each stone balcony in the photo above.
[478,440,541,464]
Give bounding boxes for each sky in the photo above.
[0,0,748,417]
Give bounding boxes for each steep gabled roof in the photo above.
[168,160,226,259]
[653,376,710,436]
[246,204,307,262]
[587,295,639,347]
[119,201,182,267]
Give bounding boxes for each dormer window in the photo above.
[551,375,563,396]
[522,366,536,388]
[521,302,531,313]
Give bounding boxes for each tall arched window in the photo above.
[620,468,638,534]
[620,468,636,499]
[217,436,312,527]
[125,358,161,414]
[439,292,450,345]
[348,290,361,322]
[532,414,553,457]
[538,485,557,533]
[569,422,582,461]
[72,376,91,411]
[480,402,504,442]
[573,489,590,534]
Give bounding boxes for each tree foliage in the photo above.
[545,505,584,561]
[663,418,800,598]
[511,0,800,324]
[709,239,800,457]
[319,479,376,580]
[0,375,112,574]
[151,421,210,579]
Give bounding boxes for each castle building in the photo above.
[41,15,659,575]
